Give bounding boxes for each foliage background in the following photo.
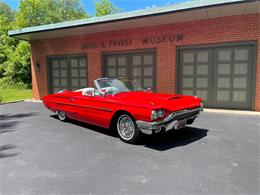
[0,0,121,89]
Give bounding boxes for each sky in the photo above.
[4,0,189,15]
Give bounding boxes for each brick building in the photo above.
[9,0,260,110]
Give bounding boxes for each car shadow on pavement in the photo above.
[51,115,208,151]
[142,127,209,151]
[51,115,118,138]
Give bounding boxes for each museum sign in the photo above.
[81,33,183,49]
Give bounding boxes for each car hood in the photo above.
[113,91,201,111]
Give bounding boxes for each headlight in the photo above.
[151,109,165,120]
[151,110,158,120]
[158,110,165,118]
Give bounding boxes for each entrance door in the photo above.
[48,55,87,93]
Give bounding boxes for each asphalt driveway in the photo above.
[0,102,259,194]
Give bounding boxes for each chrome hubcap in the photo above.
[117,115,135,140]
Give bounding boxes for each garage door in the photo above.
[103,51,156,90]
[178,44,255,110]
[48,55,87,93]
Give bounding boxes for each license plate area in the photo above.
[174,119,187,130]
[165,119,187,131]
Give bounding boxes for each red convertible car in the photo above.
[42,78,203,143]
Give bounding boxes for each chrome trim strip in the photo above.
[47,101,113,113]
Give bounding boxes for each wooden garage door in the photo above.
[178,44,255,110]
[48,55,87,93]
[103,51,156,91]
[212,46,254,109]
[178,49,212,107]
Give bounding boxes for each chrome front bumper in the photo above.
[136,107,202,135]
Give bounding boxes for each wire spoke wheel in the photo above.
[57,111,66,121]
[116,114,141,143]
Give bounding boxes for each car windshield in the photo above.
[96,78,143,95]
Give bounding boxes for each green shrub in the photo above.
[0,77,30,89]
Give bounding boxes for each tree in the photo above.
[0,8,17,79]
[3,41,30,84]
[0,0,90,86]
[94,0,122,17]
[0,0,15,21]
[0,13,30,84]
[57,0,88,21]
[15,0,88,28]
[0,0,124,87]
[0,1,30,85]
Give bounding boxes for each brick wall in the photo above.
[30,13,259,110]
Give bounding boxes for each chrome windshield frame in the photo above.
[94,78,104,95]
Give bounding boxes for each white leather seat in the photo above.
[76,88,95,96]
[82,88,95,96]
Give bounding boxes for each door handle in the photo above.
[69,98,75,101]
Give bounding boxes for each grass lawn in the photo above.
[0,86,32,103]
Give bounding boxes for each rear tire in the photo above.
[116,114,141,144]
[57,111,67,121]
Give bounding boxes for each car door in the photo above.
[57,93,80,120]
[71,94,114,128]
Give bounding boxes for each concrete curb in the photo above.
[0,99,42,105]
[24,99,42,103]
[0,100,24,105]
[203,109,260,116]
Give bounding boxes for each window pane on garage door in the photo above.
[48,55,87,93]
[103,51,156,91]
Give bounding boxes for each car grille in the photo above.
[174,108,200,121]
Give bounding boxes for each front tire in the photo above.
[57,111,67,121]
[116,114,141,144]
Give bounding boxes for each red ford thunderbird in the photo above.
[42,78,203,143]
